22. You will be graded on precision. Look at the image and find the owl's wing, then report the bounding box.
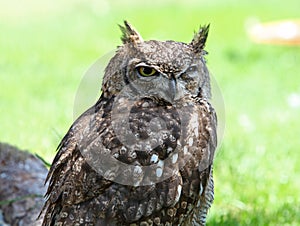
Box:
[41,103,115,225]
[187,98,217,226]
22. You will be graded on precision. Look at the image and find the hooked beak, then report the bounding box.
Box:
[168,77,176,102]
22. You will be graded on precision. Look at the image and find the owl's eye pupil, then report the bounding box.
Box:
[137,66,157,77]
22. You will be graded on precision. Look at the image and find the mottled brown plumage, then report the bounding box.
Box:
[41,21,217,226]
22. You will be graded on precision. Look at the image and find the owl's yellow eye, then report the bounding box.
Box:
[137,66,157,77]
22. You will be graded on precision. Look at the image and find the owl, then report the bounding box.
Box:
[41,21,217,226]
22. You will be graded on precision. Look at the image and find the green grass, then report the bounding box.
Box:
[1,0,300,225]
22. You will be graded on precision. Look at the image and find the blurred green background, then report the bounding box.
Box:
[1,0,300,225]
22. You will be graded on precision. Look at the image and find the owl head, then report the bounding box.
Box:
[102,21,211,103]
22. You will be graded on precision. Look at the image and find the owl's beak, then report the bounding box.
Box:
[168,77,176,102]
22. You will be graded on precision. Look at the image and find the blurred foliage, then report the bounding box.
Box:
[1,0,300,225]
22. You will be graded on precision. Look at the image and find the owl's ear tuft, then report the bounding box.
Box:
[119,21,143,44]
[190,24,210,53]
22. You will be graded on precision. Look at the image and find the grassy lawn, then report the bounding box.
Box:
[1,0,300,225]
